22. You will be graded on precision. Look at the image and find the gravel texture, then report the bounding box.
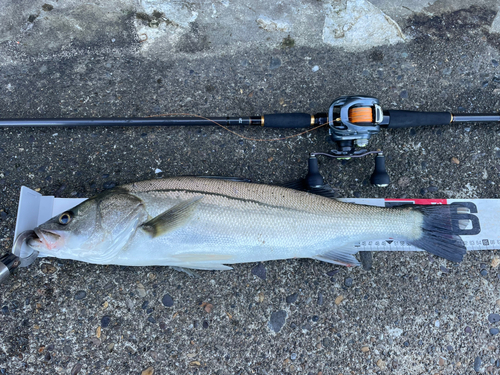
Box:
[1,1,500,375]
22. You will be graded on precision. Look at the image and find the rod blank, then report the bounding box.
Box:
[0,117,260,127]
[452,114,500,123]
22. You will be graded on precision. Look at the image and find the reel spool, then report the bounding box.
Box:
[348,107,374,124]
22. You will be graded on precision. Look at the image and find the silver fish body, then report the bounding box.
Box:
[27,177,466,269]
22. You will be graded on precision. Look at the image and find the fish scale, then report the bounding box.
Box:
[27,177,466,269]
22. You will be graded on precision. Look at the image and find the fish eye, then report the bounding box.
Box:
[58,212,73,225]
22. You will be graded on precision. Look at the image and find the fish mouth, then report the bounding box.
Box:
[30,228,62,250]
[26,233,43,250]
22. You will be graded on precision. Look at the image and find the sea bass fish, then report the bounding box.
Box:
[27,177,466,269]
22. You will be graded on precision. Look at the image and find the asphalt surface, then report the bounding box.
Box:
[1,2,500,375]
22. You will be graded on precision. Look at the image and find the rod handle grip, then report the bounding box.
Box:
[387,110,452,128]
[263,113,311,128]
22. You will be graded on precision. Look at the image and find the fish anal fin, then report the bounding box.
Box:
[313,248,361,267]
[170,253,235,271]
[172,262,233,271]
[141,196,203,238]
[171,266,200,278]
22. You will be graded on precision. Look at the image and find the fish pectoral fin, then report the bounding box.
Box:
[313,248,361,267]
[141,196,203,238]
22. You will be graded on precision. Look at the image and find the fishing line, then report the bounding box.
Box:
[147,113,329,142]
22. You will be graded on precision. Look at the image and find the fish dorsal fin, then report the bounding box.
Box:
[195,176,252,183]
[313,247,361,267]
[280,179,309,191]
[281,179,338,199]
[305,186,338,199]
[141,196,203,238]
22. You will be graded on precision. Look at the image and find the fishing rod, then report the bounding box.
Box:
[2,95,499,187]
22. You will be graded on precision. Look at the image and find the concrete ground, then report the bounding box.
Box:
[1,0,500,374]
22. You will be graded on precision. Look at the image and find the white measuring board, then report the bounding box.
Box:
[338,198,499,252]
[13,187,499,255]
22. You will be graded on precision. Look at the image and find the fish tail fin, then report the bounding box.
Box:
[409,205,466,262]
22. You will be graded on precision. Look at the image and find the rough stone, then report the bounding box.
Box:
[474,356,482,372]
[488,314,500,324]
[74,291,87,300]
[269,310,287,333]
[251,263,266,280]
[323,0,404,51]
[161,294,174,307]
[286,293,298,304]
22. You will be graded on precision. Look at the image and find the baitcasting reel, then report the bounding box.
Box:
[310,95,390,188]
[305,95,499,188]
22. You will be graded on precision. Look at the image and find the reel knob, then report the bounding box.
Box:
[370,153,390,187]
[305,155,325,188]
